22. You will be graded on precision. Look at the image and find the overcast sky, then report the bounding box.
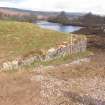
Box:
[0,0,104,15]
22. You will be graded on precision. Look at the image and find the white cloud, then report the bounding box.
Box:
[0,0,105,15]
[0,2,15,7]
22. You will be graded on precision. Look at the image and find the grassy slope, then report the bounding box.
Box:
[0,20,68,63]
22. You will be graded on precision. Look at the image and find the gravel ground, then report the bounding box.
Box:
[31,48,105,105]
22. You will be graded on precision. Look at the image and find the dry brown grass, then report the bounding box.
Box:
[0,70,41,105]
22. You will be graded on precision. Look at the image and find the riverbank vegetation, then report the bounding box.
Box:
[48,12,105,35]
[48,11,70,25]
[48,12,105,26]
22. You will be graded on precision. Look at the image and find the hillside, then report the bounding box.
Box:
[0,7,30,17]
[0,7,84,18]
[0,20,69,63]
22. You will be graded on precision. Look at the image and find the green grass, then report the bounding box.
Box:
[0,20,69,62]
[0,20,87,65]
[31,51,91,67]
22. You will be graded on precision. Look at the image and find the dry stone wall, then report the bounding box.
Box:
[0,35,87,70]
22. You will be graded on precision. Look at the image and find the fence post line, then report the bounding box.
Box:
[71,34,73,54]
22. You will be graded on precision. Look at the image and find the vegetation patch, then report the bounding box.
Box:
[31,50,91,67]
[0,20,88,71]
[0,20,68,63]
[0,20,86,63]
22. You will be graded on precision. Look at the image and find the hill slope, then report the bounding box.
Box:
[0,20,68,63]
[0,7,84,18]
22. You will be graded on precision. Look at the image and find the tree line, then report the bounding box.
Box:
[48,11,105,27]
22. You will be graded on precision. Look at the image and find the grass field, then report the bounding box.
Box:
[0,20,87,64]
[0,20,69,63]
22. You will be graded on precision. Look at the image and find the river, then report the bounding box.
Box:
[36,21,82,33]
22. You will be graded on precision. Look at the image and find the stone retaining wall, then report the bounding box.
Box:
[0,35,87,70]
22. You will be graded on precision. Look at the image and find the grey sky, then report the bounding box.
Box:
[0,0,104,15]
